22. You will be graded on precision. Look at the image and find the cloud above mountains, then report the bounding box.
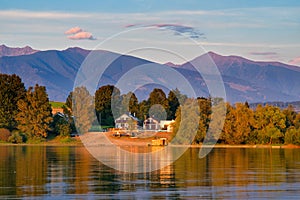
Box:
[64,27,96,40]
[125,23,204,39]
[64,26,83,35]
[289,57,300,66]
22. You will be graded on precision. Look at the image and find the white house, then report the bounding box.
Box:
[115,113,139,130]
[143,117,160,130]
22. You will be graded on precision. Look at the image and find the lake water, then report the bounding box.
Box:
[0,145,300,199]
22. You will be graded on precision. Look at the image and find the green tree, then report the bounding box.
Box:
[138,100,150,121]
[120,92,139,116]
[149,88,168,107]
[285,126,300,145]
[294,113,300,129]
[95,85,121,126]
[205,98,226,143]
[167,89,180,120]
[0,74,26,130]
[172,98,200,144]
[16,84,53,139]
[254,104,286,144]
[8,131,25,144]
[72,86,95,134]
[62,91,76,133]
[148,88,169,120]
[282,105,297,129]
[52,114,72,137]
[194,97,212,143]
[64,91,73,111]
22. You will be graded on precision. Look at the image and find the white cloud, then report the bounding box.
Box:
[67,31,96,40]
[64,26,96,40]
[65,27,83,35]
[0,9,86,19]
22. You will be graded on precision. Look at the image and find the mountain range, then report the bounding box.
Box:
[0,45,299,103]
[0,44,39,57]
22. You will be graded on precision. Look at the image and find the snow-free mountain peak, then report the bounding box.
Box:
[0,44,39,57]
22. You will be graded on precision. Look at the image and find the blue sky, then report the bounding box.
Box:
[1,0,300,65]
[2,0,300,12]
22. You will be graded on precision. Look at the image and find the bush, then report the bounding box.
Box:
[0,128,11,142]
[52,115,72,137]
[8,131,26,143]
[60,137,73,143]
[285,127,300,145]
[57,123,72,137]
[26,136,45,144]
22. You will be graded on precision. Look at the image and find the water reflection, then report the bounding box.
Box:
[0,146,299,198]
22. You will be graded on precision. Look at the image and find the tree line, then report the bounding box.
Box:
[0,73,299,145]
[172,98,300,145]
[0,74,186,142]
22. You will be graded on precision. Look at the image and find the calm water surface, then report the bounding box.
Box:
[0,146,299,199]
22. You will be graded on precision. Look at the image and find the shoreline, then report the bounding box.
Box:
[0,142,83,147]
[1,141,299,149]
[1,132,299,148]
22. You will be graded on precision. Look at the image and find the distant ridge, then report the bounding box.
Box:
[0,44,39,57]
[0,46,299,103]
[164,62,181,67]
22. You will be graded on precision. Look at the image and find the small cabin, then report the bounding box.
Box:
[151,138,168,146]
[160,120,175,132]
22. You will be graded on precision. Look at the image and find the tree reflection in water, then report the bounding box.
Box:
[0,146,299,199]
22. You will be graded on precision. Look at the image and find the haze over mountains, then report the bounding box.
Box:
[0,45,299,103]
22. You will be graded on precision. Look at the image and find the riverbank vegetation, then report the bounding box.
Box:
[0,73,299,145]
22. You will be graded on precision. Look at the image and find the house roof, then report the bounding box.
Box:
[144,117,160,123]
[115,113,140,122]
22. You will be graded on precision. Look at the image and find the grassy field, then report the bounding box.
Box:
[50,101,65,108]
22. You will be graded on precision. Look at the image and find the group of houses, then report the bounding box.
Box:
[115,113,174,132]
[52,107,174,132]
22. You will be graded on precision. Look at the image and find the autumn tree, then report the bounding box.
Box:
[0,74,26,130]
[16,84,53,139]
[220,103,236,144]
[222,103,257,145]
[233,103,254,144]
